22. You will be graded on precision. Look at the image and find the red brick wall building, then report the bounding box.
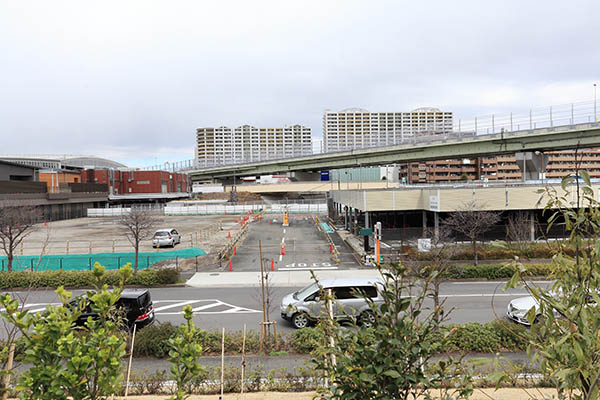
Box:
[81,169,189,195]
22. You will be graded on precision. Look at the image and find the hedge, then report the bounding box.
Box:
[442,263,553,280]
[0,268,179,289]
[129,319,531,359]
[413,242,576,261]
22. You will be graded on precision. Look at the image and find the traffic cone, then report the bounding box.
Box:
[233,246,236,256]
[229,260,233,271]
[270,219,272,225]
[43,220,47,227]
[330,244,333,253]
[228,231,231,238]
[271,259,275,271]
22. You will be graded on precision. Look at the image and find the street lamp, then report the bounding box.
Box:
[594,83,597,122]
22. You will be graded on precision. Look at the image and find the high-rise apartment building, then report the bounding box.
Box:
[323,107,453,152]
[196,124,312,167]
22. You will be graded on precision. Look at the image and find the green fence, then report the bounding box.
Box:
[0,248,207,272]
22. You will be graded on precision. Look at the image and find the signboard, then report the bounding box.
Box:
[418,238,432,252]
[429,196,439,212]
[359,228,372,236]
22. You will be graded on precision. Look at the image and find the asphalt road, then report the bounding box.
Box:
[229,216,360,272]
[2,280,547,335]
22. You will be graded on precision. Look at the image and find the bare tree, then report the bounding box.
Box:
[0,205,42,272]
[119,208,158,274]
[506,211,534,259]
[405,227,457,322]
[442,200,501,265]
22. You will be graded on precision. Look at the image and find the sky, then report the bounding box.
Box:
[1,1,598,168]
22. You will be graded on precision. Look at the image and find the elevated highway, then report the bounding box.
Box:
[189,122,600,181]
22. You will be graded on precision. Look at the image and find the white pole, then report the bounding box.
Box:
[594,83,597,122]
[220,327,225,399]
[124,323,137,398]
[241,324,246,396]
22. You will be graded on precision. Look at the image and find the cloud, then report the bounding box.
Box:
[0,0,598,166]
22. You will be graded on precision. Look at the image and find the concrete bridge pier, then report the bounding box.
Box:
[515,152,548,181]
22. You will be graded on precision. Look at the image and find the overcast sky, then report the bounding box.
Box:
[1,1,598,167]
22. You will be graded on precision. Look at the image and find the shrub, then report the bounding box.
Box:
[134,322,179,358]
[290,327,320,353]
[445,322,501,353]
[0,268,179,289]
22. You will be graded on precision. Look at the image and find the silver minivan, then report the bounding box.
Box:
[280,277,384,329]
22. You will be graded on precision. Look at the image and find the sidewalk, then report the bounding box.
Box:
[186,269,381,288]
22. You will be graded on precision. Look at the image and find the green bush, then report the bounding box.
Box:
[444,322,501,353]
[488,319,530,351]
[0,268,179,289]
[442,263,552,280]
[290,327,320,353]
[134,322,179,358]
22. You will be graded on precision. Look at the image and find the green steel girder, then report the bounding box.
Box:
[189,124,600,180]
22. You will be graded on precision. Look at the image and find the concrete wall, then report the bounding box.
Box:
[330,183,600,212]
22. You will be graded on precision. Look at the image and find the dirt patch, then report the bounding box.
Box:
[40,388,560,400]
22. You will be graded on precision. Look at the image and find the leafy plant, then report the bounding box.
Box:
[0,262,132,400]
[501,171,600,399]
[311,264,474,400]
[167,305,205,400]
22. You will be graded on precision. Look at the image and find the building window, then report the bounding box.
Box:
[136,180,151,185]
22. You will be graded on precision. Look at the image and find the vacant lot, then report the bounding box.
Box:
[21,215,244,259]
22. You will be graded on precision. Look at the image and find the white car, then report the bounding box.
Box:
[507,296,539,326]
[280,278,385,329]
[152,228,181,248]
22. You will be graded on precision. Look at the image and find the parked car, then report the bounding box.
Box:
[70,289,155,330]
[152,228,181,248]
[280,278,384,329]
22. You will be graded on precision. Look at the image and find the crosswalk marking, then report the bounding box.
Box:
[191,302,222,312]
[153,300,200,312]
[2,300,261,315]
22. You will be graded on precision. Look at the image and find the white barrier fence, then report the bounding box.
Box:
[87,208,132,217]
[87,203,327,217]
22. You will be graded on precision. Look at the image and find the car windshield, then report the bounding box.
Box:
[154,231,169,237]
[293,283,318,301]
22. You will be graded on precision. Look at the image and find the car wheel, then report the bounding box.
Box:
[292,312,310,329]
[359,311,376,327]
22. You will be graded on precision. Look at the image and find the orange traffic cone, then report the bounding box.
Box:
[271,259,275,271]
[233,246,236,256]
[43,220,47,227]
[228,231,231,238]
[270,219,273,225]
[330,244,333,253]
[229,260,233,271]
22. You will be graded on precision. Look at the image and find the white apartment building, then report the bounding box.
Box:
[196,124,312,167]
[322,107,453,152]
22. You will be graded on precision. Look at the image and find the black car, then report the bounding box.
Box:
[71,289,155,330]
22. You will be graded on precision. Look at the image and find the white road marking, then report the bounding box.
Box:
[451,281,550,285]
[283,229,286,234]
[153,300,200,312]
[279,254,282,262]
[191,302,222,312]
[28,307,51,313]
[281,237,285,244]
[440,293,529,298]
[278,267,339,271]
